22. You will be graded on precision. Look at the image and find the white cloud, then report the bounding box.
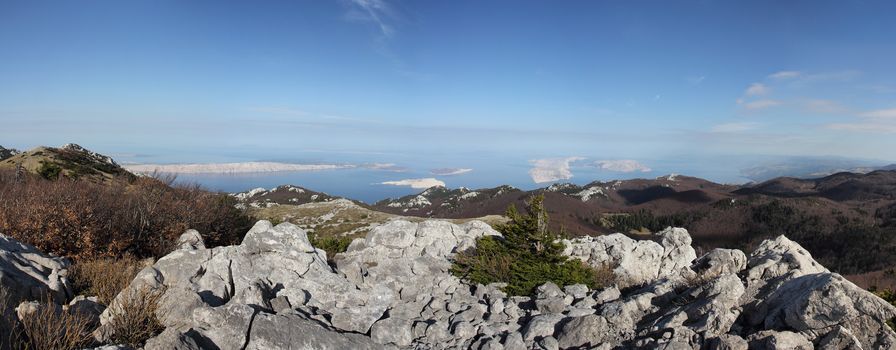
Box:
[741,99,782,110]
[124,162,351,174]
[745,83,770,96]
[803,99,847,114]
[686,75,706,85]
[824,107,896,133]
[362,163,407,172]
[860,108,896,119]
[380,178,445,189]
[595,160,652,173]
[826,122,896,133]
[247,107,310,117]
[346,0,395,37]
[430,168,473,176]
[710,122,759,133]
[768,71,801,80]
[528,157,585,183]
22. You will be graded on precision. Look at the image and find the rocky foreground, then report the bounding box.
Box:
[3,220,896,349]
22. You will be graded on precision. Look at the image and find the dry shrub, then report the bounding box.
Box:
[69,256,145,305]
[1,286,16,350]
[104,286,166,347]
[0,170,252,259]
[591,263,616,289]
[9,299,94,350]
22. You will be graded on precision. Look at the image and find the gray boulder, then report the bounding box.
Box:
[563,227,696,288]
[747,330,813,350]
[0,233,72,304]
[175,229,205,250]
[556,314,610,348]
[741,236,896,348]
[97,222,896,350]
[691,248,747,280]
[143,328,202,350]
[246,311,390,350]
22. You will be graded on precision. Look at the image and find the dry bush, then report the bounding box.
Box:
[69,256,145,305]
[9,299,94,350]
[1,286,16,350]
[591,263,616,289]
[0,170,252,259]
[104,286,166,347]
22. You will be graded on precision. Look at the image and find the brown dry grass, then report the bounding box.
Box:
[104,286,166,347]
[69,256,145,305]
[5,297,94,350]
[0,170,252,259]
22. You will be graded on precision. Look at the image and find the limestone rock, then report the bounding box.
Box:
[563,227,696,288]
[176,229,205,250]
[747,330,813,350]
[691,248,747,280]
[0,233,72,304]
[556,314,609,348]
[742,235,896,348]
[90,222,896,350]
[246,311,390,350]
[143,328,202,350]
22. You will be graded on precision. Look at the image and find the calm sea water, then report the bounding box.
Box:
[162,154,767,204]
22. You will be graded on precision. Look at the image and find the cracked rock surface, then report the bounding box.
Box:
[98,221,896,349]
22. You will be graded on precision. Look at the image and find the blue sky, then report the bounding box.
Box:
[2,0,896,193]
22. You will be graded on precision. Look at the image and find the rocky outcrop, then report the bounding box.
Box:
[562,227,697,288]
[99,221,896,349]
[0,233,71,304]
[0,233,74,349]
[0,146,18,161]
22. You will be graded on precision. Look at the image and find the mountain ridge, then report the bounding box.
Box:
[0,143,134,182]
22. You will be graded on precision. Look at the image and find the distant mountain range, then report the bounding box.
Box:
[6,143,896,288]
[232,169,896,288]
[739,157,896,181]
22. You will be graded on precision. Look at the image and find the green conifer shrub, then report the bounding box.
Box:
[451,195,612,296]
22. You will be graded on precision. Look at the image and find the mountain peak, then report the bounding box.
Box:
[59,143,118,166]
[0,143,131,181]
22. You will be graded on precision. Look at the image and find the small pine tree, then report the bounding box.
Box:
[452,195,609,295]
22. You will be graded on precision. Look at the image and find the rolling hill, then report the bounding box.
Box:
[0,143,134,182]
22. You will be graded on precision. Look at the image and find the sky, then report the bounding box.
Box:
[2,0,896,198]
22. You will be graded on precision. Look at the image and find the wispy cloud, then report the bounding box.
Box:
[745,83,770,96]
[736,82,780,111]
[802,99,848,114]
[594,160,651,173]
[124,162,351,174]
[248,106,383,124]
[737,70,863,112]
[825,107,896,133]
[860,108,896,119]
[528,157,585,183]
[247,107,309,117]
[741,99,782,110]
[380,178,445,189]
[768,71,801,80]
[686,75,706,85]
[430,168,473,176]
[826,122,896,133]
[798,70,862,84]
[345,0,394,38]
[710,122,760,133]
